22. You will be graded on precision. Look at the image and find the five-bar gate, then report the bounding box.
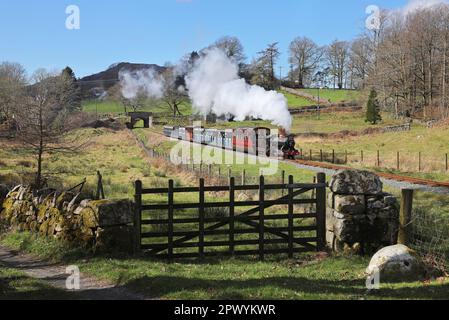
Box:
[134,173,326,259]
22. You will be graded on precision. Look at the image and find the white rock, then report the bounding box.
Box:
[366,244,426,282]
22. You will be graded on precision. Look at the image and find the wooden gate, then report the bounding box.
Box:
[134,173,326,259]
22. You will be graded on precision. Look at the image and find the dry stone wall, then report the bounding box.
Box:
[0,185,134,253]
[326,170,400,254]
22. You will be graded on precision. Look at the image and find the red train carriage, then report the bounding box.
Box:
[232,127,271,156]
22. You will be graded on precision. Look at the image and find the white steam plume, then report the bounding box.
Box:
[185,48,292,131]
[119,69,164,99]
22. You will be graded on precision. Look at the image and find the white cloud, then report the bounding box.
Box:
[400,0,448,15]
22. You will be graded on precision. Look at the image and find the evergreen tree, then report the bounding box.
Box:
[61,66,81,112]
[365,89,382,125]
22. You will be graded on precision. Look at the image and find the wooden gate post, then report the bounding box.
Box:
[199,179,205,258]
[168,180,174,260]
[288,175,294,258]
[134,180,142,254]
[229,177,235,255]
[398,189,414,245]
[259,176,265,261]
[316,173,326,251]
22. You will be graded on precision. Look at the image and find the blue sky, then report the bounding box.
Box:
[0,0,411,78]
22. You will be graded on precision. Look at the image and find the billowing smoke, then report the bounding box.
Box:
[185,48,292,131]
[119,69,164,99]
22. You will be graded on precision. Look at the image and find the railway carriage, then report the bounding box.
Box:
[193,127,205,144]
[163,125,273,157]
[223,129,234,150]
[163,126,175,138]
[185,126,194,142]
[233,127,271,156]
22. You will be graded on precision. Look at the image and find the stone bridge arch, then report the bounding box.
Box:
[127,112,153,129]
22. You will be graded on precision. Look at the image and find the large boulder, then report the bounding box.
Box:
[366,244,426,282]
[330,170,383,195]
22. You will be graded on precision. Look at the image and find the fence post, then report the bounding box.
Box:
[229,177,235,255]
[96,171,105,200]
[259,175,265,261]
[418,152,422,172]
[446,153,449,172]
[361,150,364,163]
[320,149,323,162]
[316,173,326,251]
[309,149,312,161]
[377,150,380,167]
[228,167,232,179]
[281,170,286,196]
[332,150,335,164]
[199,179,205,258]
[168,180,174,260]
[218,166,221,179]
[397,151,400,171]
[288,175,294,259]
[345,150,348,164]
[134,180,142,254]
[242,169,246,186]
[398,189,414,245]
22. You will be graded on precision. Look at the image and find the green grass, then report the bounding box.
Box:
[299,88,361,103]
[81,91,314,116]
[0,266,74,300]
[280,91,316,108]
[2,125,449,299]
[298,123,449,182]
[82,100,194,116]
[1,231,448,300]
[0,128,188,199]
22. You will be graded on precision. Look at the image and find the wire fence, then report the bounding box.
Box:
[300,148,449,174]
[409,195,449,274]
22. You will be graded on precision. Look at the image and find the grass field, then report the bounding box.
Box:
[82,100,194,116]
[1,231,448,300]
[82,90,316,117]
[299,88,362,103]
[297,121,449,182]
[280,90,316,108]
[1,126,449,299]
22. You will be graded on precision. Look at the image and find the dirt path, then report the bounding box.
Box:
[0,246,145,300]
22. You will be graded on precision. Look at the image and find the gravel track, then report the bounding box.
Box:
[0,246,146,300]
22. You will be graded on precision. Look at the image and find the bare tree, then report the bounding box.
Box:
[211,36,246,65]
[349,35,374,89]
[0,62,27,122]
[367,4,449,119]
[251,43,280,90]
[288,37,322,88]
[16,69,83,188]
[326,40,350,89]
[161,68,187,118]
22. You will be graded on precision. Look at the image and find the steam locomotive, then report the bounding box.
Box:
[163,126,299,159]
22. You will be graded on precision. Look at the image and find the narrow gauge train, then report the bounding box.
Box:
[163,126,274,157]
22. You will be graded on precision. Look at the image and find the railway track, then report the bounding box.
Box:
[291,159,449,189]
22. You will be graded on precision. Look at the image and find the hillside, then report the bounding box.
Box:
[78,62,167,98]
